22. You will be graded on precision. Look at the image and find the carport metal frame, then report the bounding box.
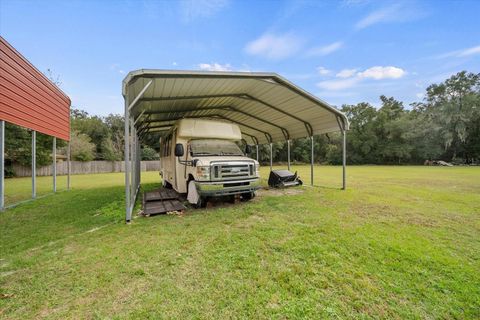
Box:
[0,36,71,211]
[123,70,349,223]
[0,121,71,211]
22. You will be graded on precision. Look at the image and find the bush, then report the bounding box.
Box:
[101,137,122,161]
[141,146,159,160]
[70,131,95,161]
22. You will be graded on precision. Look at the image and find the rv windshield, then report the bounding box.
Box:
[190,139,244,156]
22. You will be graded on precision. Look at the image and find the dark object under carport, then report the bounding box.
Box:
[268,170,303,188]
[142,188,185,216]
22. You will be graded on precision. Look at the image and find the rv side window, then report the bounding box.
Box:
[161,138,165,157]
[162,134,172,157]
[166,135,171,157]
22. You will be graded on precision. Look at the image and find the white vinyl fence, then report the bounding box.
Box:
[12,160,160,177]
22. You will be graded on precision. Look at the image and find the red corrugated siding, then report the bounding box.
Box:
[0,36,70,141]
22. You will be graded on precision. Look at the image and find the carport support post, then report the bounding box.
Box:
[287,140,291,171]
[0,120,4,210]
[310,136,314,186]
[32,131,36,198]
[342,128,346,190]
[52,137,56,192]
[130,119,135,206]
[256,144,259,162]
[125,100,131,223]
[269,143,273,171]
[67,140,71,190]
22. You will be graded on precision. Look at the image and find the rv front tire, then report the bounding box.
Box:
[162,179,172,189]
[242,192,255,201]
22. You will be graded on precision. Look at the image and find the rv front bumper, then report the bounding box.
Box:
[195,178,260,196]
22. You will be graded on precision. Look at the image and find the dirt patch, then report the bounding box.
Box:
[255,187,305,198]
[0,270,17,278]
[144,187,306,215]
[405,216,438,227]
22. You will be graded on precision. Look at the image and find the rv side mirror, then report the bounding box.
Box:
[245,145,252,154]
[174,143,184,157]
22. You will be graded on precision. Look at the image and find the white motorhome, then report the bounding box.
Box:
[160,118,260,207]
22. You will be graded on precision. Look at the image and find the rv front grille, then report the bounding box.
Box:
[211,161,255,181]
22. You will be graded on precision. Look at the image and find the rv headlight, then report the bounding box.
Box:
[255,164,260,177]
[196,166,210,181]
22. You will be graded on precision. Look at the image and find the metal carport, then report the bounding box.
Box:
[122,70,349,222]
[0,36,71,210]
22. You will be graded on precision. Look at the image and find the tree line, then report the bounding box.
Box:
[258,71,480,165]
[4,71,479,176]
[4,110,159,177]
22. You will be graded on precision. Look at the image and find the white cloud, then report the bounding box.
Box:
[336,68,357,78]
[197,63,232,71]
[245,33,304,60]
[317,78,360,91]
[355,3,424,29]
[355,5,399,29]
[341,0,371,7]
[436,45,480,59]
[458,45,480,57]
[172,62,178,66]
[317,67,331,75]
[317,65,406,91]
[416,92,424,99]
[180,0,229,22]
[306,41,343,57]
[357,66,405,79]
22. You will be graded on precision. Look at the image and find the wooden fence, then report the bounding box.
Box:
[12,160,161,177]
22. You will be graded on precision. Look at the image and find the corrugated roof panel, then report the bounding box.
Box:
[123,70,348,143]
[1,58,69,117]
[0,36,70,140]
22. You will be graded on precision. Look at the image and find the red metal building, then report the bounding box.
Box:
[0,36,71,210]
[0,36,70,141]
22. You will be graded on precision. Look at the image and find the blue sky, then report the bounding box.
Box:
[1,0,479,116]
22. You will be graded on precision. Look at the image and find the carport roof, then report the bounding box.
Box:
[122,69,348,144]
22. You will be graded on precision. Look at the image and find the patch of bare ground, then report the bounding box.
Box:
[234,213,267,229]
[347,202,442,228]
[255,187,305,198]
[348,203,396,218]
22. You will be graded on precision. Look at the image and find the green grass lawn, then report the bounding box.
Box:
[1,166,479,319]
[3,174,69,207]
